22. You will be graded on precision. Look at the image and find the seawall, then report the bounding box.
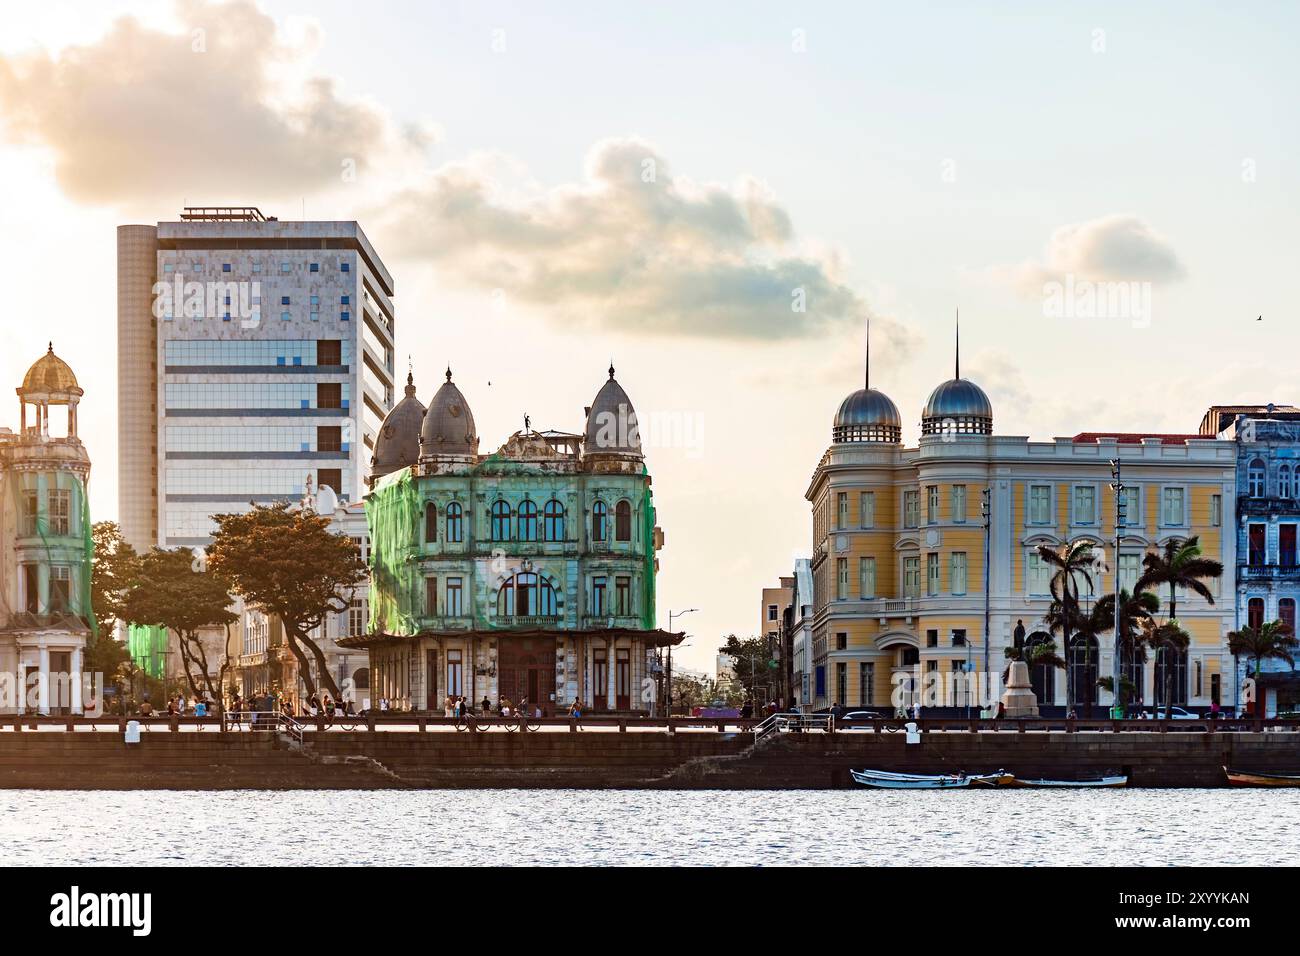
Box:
[0,730,1297,789]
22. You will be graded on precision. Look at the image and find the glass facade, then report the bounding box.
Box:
[164,382,351,410]
[164,339,351,368]
[166,425,350,453]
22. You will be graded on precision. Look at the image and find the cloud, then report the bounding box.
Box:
[376,137,889,340]
[988,214,1186,297]
[0,0,425,207]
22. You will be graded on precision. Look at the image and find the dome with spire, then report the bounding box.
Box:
[833,321,901,444]
[419,367,478,458]
[371,371,427,479]
[583,364,642,458]
[21,343,82,397]
[921,313,993,436]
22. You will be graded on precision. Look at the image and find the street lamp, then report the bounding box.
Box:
[665,609,699,717]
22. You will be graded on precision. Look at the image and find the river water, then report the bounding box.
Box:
[2,789,1291,866]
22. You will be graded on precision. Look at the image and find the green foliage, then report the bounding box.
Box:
[717,634,777,702]
[90,521,140,636]
[1228,620,1299,677]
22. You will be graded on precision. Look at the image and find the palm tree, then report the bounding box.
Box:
[1228,621,1299,700]
[1140,619,1191,721]
[1093,587,1160,712]
[1136,536,1224,624]
[1096,674,1138,708]
[1037,541,1099,716]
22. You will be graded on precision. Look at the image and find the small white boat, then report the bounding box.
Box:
[1008,775,1128,789]
[852,769,971,789]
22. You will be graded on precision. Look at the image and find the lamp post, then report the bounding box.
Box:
[1110,459,1126,718]
[666,609,698,717]
[981,487,992,713]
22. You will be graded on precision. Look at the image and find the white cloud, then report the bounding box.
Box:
[375,137,896,341]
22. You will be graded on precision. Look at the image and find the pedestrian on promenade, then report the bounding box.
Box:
[741,698,753,720]
[481,695,491,714]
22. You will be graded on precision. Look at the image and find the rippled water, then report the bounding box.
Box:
[1,789,1293,866]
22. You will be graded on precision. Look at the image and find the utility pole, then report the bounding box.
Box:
[1110,459,1126,718]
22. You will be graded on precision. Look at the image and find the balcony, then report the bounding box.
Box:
[1239,497,1300,518]
[1241,564,1300,582]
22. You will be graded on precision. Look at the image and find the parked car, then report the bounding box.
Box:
[838,710,888,728]
[1145,706,1199,720]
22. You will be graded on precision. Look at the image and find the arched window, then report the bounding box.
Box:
[446,502,463,542]
[1068,634,1099,712]
[496,573,558,617]
[543,499,565,541]
[518,500,538,542]
[424,502,437,544]
[592,501,608,542]
[352,667,370,690]
[491,501,511,541]
[1249,459,1266,497]
[1281,465,1292,500]
[1281,598,1296,632]
[1248,597,1265,630]
[1026,631,1055,707]
[615,499,632,542]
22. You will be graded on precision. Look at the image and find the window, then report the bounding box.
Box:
[424,576,438,615]
[310,262,320,273]
[952,485,967,523]
[767,604,778,621]
[317,382,342,409]
[615,500,632,541]
[49,565,71,612]
[860,491,875,528]
[859,557,876,599]
[903,491,919,528]
[317,469,342,493]
[927,628,939,648]
[592,576,607,616]
[424,502,437,543]
[497,572,556,617]
[280,261,291,273]
[252,261,262,274]
[1161,487,1185,526]
[22,564,39,614]
[1210,494,1222,527]
[952,629,967,647]
[348,598,366,636]
[950,552,968,595]
[1073,485,1096,525]
[1028,485,1051,524]
[517,500,538,541]
[317,340,342,366]
[1248,598,1264,630]
[48,489,71,535]
[21,491,38,536]
[543,499,565,541]
[615,576,632,615]
[446,502,463,542]
[1282,525,1297,567]
[281,296,290,305]
[222,263,231,273]
[836,663,847,706]
[1248,460,1266,497]
[341,295,350,305]
[1119,553,1140,592]
[341,262,350,272]
[926,486,939,524]
[491,501,511,541]
[837,492,849,529]
[836,558,849,600]
[903,557,921,598]
[1281,598,1297,633]
[927,553,940,595]
[1028,549,1052,594]
[1249,524,1266,566]
[592,501,608,542]
[316,426,343,452]
[859,662,874,707]
[446,650,463,697]
[446,578,463,617]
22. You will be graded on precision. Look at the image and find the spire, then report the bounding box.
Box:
[954,308,961,380]
[864,319,871,391]
[608,360,616,380]
[445,366,453,382]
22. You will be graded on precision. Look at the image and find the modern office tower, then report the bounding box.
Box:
[116,207,396,549]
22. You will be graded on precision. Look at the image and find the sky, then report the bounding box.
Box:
[0,0,1295,675]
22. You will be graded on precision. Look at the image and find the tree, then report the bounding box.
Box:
[207,502,365,701]
[1136,536,1224,625]
[1093,587,1160,706]
[1037,541,1099,716]
[90,521,140,637]
[670,673,718,712]
[1096,675,1139,708]
[123,549,235,704]
[717,634,778,704]
[1140,619,1191,720]
[1228,621,1299,681]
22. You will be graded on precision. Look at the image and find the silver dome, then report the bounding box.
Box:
[833,388,902,443]
[371,373,426,478]
[583,365,642,458]
[921,378,993,435]
[419,368,478,458]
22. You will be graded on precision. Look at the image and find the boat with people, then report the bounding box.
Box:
[1224,767,1300,787]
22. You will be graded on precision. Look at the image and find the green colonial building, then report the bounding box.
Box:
[343,365,675,714]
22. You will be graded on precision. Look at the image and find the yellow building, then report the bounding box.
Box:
[806,333,1235,715]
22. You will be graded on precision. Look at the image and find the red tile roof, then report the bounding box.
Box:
[1071,432,1205,446]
